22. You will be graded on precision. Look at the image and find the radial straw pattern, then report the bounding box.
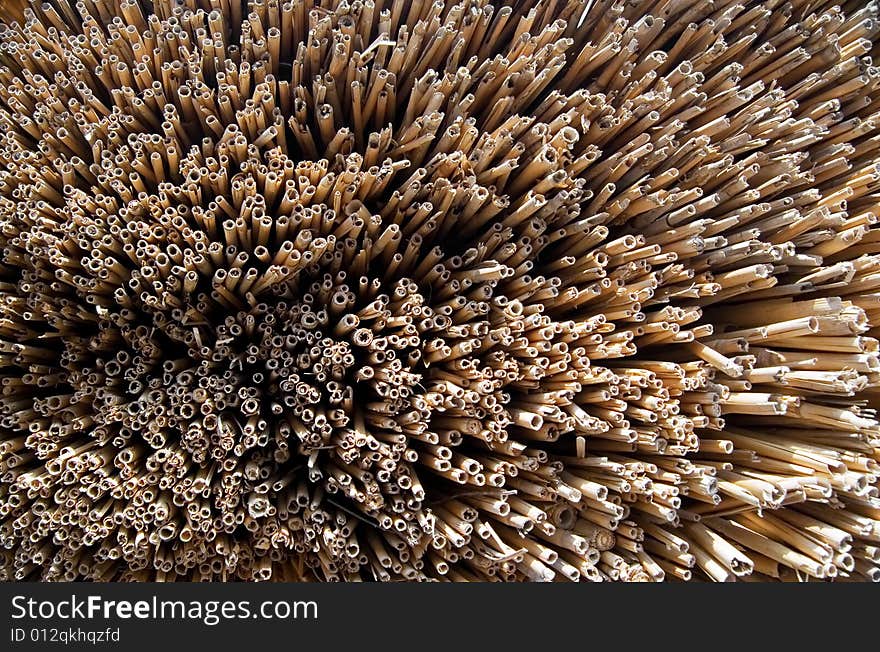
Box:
[0,0,879,581]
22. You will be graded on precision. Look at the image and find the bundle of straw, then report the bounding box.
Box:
[0,0,878,582]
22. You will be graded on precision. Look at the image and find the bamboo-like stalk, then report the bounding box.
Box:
[0,0,878,582]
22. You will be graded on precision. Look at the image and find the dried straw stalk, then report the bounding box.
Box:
[0,1,25,23]
[0,0,879,582]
